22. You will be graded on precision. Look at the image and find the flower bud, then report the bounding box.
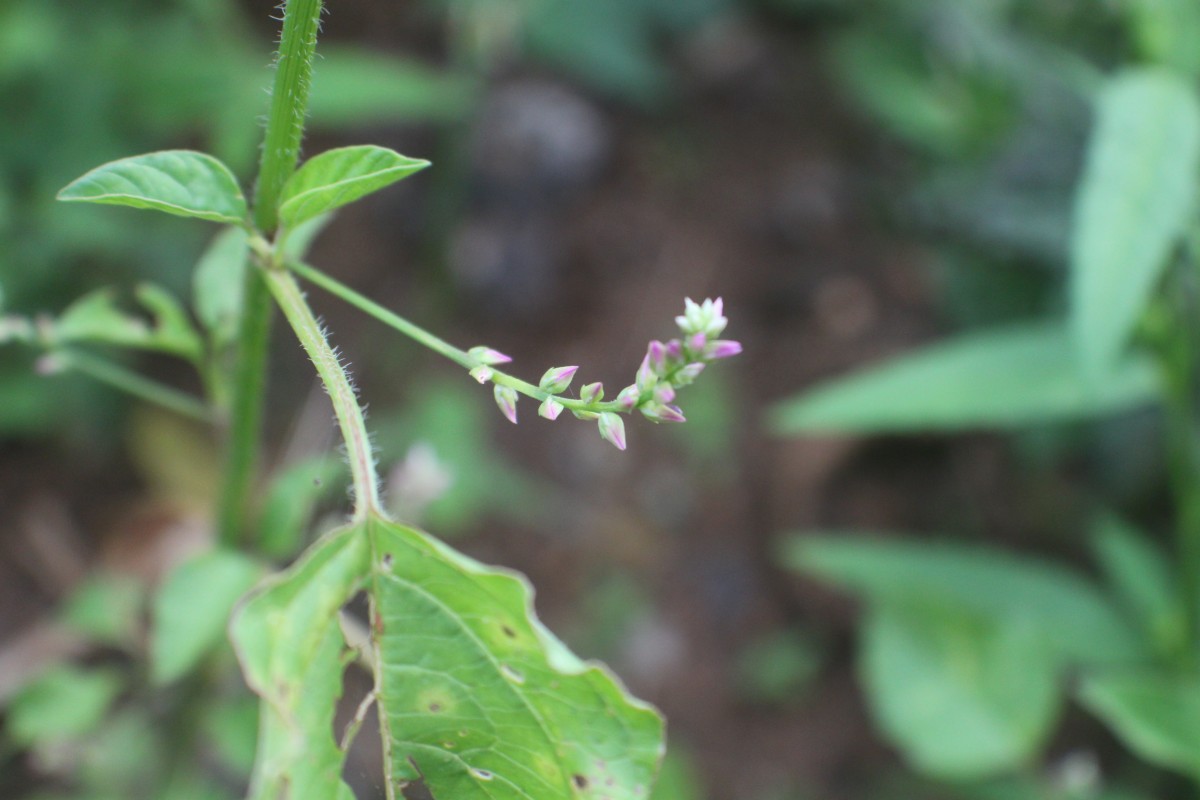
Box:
[598,412,627,451]
[665,339,684,361]
[640,403,686,424]
[571,409,600,421]
[688,332,707,355]
[538,398,564,420]
[469,365,494,384]
[654,384,676,405]
[538,365,579,394]
[636,355,658,393]
[705,339,742,360]
[647,340,667,374]
[616,384,640,410]
[468,346,512,365]
[580,382,604,404]
[674,362,705,386]
[493,385,519,424]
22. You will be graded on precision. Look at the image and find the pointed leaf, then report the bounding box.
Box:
[366,515,664,799]
[278,145,430,229]
[152,550,262,684]
[782,535,1145,666]
[230,527,370,800]
[57,150,248,224]
[54,285,204,363]
[1079,672,1200,780]
[863,606,1061,779]
[769,323,1159,435]
[1071,69,1200,374]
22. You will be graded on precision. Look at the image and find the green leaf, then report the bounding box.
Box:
[278,145,430,229]
[768,323,1160,435]
[54,285,204,363]
[1079,672,1200,780]
[192,226,249,347]
[1070,69,1200,374]
[7,665,123,746]
[60,572,144,646]
[782,535,1145,666]
[862,606,1060,779]
[231,526,369,800]
[1090,515,1185,656]
[57,150,248,224]
[151,550,262,684]
[1127,0,1200,77]
[257,455,346,558]
[365,515,665,798]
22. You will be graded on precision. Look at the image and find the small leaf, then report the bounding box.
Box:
[57,150,248,224]
[367,515,665,799]
[257,456,346,558]
[54,285,204,363]
[192,226,249,346]
[769,323,1159,435]
[1090,515,1184,656]
[278,145,429,229]
[151,550,261,684]
[1079,671,1200,780]
[7,665,123,746]
[1071,68,1200,374]
[61,572,144,646]
[863,606,1061,779]
[782,534,1145,666]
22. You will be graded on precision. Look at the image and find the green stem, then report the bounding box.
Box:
[286,260,630,414]
[217,0,325,547]
[263,267,380,519]
[60,350,212,423]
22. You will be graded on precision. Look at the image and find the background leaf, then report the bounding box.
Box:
[1079,672,1200,780]
[151,549,262,684]
[57,150,248,224]
[366,515,665,799]
[1070,68,1200,374]
[192,226,249,347]
[782,534,1145,666]
[862,606,1060,779]
[769,323,1159,435]
[278,145,430,229]
[308,48,476,125]
[7,665,123,746]
[53,284,204,363]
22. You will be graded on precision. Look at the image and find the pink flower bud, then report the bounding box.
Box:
[538,398,564,420]
[640,403,686,424]
[538,365,579,393]
[688,332,707,354]
[580,382,604,404]
[598,412,627,451]
[654,384,676,405]
[468,346,512,365]
[469,365,494,384]
[493,385,518,424]
[636,355,657,393]
[666,339,684,361]
[674,362,705,386]
[616,384,640,410]
[647,340,667,373]
[705,339,742,360]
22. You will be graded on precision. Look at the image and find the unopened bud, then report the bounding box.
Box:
[674,362,705,386]
[640,403,686,424]
[636,355,658,393]
[468,346,512,365]
[688,332,707,355]
[538,398,564,420]
[706,339,742,360]
[493,385,519,424]
[538,365,579,394]
[654,384,676,405]
[469,365,494,384]
[571,409,600,421]
[580,382,604,404]
[598,412,627,451]
[616,384,640,410]
[647,340,667,373]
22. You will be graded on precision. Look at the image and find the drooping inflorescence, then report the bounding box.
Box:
[470,297,741,450]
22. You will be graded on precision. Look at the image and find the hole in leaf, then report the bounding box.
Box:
[470,768,494,781]
[502,624,517,639]
[573,774,589,790]
[428,702,442,713]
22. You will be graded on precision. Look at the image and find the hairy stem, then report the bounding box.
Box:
[218,0,325,547]
[60,349,212,423]
[264,268,380,519]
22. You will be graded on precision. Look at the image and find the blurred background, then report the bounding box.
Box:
[0,0,1191,798]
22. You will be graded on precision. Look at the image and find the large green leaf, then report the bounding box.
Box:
[57,150,248,224]
[769,323,1159,434]
[862,606,1060,779]
[782,535,1145,666]
[232,515,664,799]
[1070,69,1200,374]
[277,145,429,229]
[230,526,369,800]
[152,549,261,684]
[366,515,665,799]
[1079,672,1200,780]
